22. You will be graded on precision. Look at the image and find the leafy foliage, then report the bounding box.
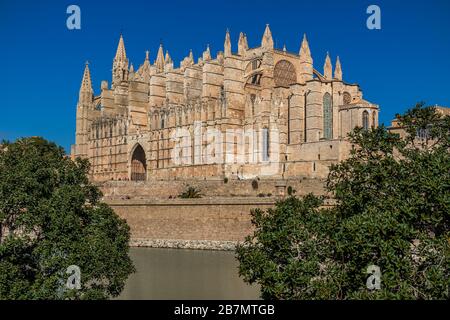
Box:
[178,186,202,199]
[0,137,135,299]
[236,195,342,299]
[287,186,296,196]
[236,103,449,299]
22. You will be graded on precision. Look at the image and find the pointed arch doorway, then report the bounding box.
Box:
[130,144,147,181]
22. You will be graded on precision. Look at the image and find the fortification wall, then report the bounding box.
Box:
[100,178,328,250]
[98,177,326,200]
[106,196,334,251]
[106,198,274,250]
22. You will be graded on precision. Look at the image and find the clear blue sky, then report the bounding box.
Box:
[1,0,449,153]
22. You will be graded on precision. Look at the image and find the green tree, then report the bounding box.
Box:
[236,195,343,299]
[0,137,135,299]
[236,103,449,299]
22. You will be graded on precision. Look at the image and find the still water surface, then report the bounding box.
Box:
[118,247,260,300]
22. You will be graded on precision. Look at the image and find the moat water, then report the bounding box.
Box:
[118,247,260,300]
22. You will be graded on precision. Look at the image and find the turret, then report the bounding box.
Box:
[165,51,172,64]
[334,56,342,80]
[165,50,173,71]
[203,45,211,61]
[180,50,194,69]
[135,50,151,82]
[224,29,231,57]
[75,62,93,158]
[112,34,129,87]
[299,34,313,82]
[238,32,248,55]
[129,63,135,80]
[155,44,165,72]
[79,61,93,104]
[261,24,274,50]
[323,52,332,80]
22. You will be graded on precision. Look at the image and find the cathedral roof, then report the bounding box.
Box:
[346,98,378,107]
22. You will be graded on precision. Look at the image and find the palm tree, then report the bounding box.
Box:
[178,186,202,199]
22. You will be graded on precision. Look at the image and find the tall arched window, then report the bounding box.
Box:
[262,128,270,161]
[220,86,227,116]
[252,59,261,70]
[323,93,333,140]
[250,94,256,117]
[246,59,262,86]
[287,95,291,144]
[362,110,369,130]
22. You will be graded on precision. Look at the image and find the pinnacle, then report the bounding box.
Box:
[115,34,127,61]
[80,62,92,92]
[261,24,274,48]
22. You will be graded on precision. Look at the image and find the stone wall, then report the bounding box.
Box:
[106,195,334,251]
[99,177,326,200]
[101,178,330,250]
[106,197,275,250]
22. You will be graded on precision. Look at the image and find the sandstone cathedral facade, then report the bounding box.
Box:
[71,25,379,182]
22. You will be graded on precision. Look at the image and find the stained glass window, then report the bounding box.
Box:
[323,93,333,140]
[262,128,270,161]
[363,110,369,130]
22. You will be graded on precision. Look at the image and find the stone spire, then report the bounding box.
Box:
[114,34,127,61]
[299,34,312,63]
[141,50,150,71]
[112,34,129,86]
[129,63,135,80]
[165,50,172,64]
[299,34,313,82]
[75,61,93,158]
[224,29,231,57]
[164,51,173,71]
[261,24,274,49]
[324,52,332,79]
[181,50,194,69]
[79,62,93,104]
[203,45,211,61]
[334,56,342,80]
[136,50,151,82]
[80,62,92,92]
[155,44,165,71]
[238,32,248,55]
